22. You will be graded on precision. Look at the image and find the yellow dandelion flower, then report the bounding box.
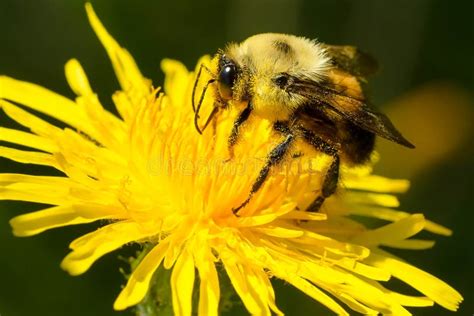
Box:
[0,4,463,316]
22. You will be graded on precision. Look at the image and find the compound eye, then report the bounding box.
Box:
[273,73,292,89]
[218,63,237,100]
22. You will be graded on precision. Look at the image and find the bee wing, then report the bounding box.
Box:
[322,44,378,77]
[293,44,413,148]
[327,93,415,148]
[295,77,414,148]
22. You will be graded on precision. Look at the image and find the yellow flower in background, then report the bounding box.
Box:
[0,4,462,316]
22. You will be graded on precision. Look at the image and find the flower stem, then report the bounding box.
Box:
[135,265,173,316]
[132,244,173,316]
[217,265,237,314]
[131,245,238,315]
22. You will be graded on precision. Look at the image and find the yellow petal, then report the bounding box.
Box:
[250,265,284,316]
[0,187,63,205]
[421,220,452,236]
[279,210,327,221]
[0,76,95,135]
[163,221,195,269]
[0,127,58,152]
[383,239,435,250]
[0,146,58,168]
[341,287,411,316]
[4,181,69,198]
[0,174,69,186]
[337,258,391,281]
[65,59,93,96]
[0,99,61,137]
[336,294,378,315]
[350,205,452,236]
[111,91,136,124]
[284,275,349,316]
[361,276,434,307]
[222,258,270,315]
[257,225,305,238]
[171,250,195,316]
[298,231,370,260]
[389,292,433,307]
[114,240,169,310]
[194,55,213,73]
[237,213,279,227]
[295,260,349,285]
[85,3,149,95]
[196,249,220,316]
[344,175,410,193]
[351,214,426,247]
[366,253,463,311]
[340,278,412,315]
[345,192,400,207]
[304,265,409,316]
[62,221,150,276]
[161,59,193,109]
[9,204,120,236]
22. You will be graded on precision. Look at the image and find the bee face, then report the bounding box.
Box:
[215,33,331,120]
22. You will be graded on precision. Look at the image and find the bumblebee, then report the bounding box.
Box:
[192,33,414,214]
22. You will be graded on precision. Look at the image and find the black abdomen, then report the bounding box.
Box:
[341,121,375,164]
[295,104,376,165]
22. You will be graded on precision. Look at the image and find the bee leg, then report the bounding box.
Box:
[232,131,294,215]
[212,106,219,136]
[306,155,340,212]
[298,128,339,212]
[227,104,252,160]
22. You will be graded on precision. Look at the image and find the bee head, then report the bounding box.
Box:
[217,34,332,121]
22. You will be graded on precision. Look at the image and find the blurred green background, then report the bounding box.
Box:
[0,0,472,315]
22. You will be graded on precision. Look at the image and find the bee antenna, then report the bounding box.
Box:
[191,64,204,113]
[194,112,203,134]
[194,78,216,135]
[192,63,214,113]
